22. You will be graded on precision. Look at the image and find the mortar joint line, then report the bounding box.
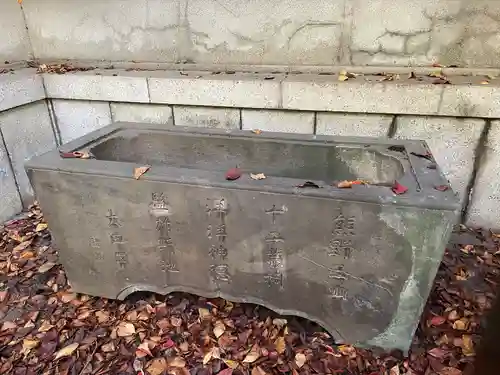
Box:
[461,119,492,224]
[0,126,23,208]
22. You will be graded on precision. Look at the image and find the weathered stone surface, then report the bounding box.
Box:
[111,103,173,125]
[316,113,392,137]
[241,110,314,134]
[149,73,282,109]
[174,106,239,129]
[0,102,56,204]
[394,116,485,204]
[0,69,45,112]
[282,76,444,115]
[22,0,345,65]
[26,123,459,351]
[52,99,112,144]
[467,122,500,229]
[43,72,149,103]
[439,86,500,118]
[0,132,21,223]
[0,1,32,61]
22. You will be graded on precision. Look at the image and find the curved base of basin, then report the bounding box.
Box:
[116,283,346,343]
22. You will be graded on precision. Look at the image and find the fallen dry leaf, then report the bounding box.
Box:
[213,322,226,338]
[198,307,211,320]
[218,369,234,375]
[147,358,168,375]
[251,129,262,135]
[296,181,320,189]
[136,341,153,357]
[203,347,219,365]
[391,181,408,195]
[35,223,48,232]
[338,69,355,81]
[337,180,367,188]
[134,165,151,180]
[429,315,446,326]
[439,367,463,375]
[170,316,182,327]
[223,359,239,369]
[38,262,56,273]
[435,185,450,192]
[250,173,266,180]
[243,346,260,363]
[480,80,490,85]
[252,367,267,375]
[225,168,242,181]
[116,322,136,337]
[38,321,54,332]
[452,318,468,331]
[54,342,79,360]
[461,335,475,356]
[21,338,40,354]
[295,352,307,368]
[275,336,286,354]
[169,356,186,367]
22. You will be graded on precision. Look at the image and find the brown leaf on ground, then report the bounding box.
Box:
[147,358,168,375]
[243,345,261,363]
[134,165,151,180]
[0,202,497,375]
[54,342,79,360]
[251,129,262,135]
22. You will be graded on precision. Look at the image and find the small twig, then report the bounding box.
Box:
[78,342,99,375]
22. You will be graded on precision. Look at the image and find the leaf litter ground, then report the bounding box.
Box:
[0,205,497,375]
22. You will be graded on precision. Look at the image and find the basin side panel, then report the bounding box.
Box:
[28,168,454,350]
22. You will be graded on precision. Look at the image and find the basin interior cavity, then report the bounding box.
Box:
[90,131,405,183]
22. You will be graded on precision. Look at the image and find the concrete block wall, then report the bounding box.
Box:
[2,66,500,231]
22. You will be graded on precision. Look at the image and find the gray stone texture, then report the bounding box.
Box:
[18,0,500,68]
[26,123,459,351]
[0,130,21,223]
[241,110,314,134]
[148,73,281,109]
[0,69,45,112]
[22,0,345,65]
[111,103,173,125]
[316,113,392,137]
[467,122,500,229]
[0,1,33,61]
[43,72,149,103]
[174,106,239,129]
[0,101,56,204]
[52,100,112,144]
[282,77,444,115]
[394,116,485,204]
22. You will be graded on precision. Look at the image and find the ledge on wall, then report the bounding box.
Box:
[33,64,500,119]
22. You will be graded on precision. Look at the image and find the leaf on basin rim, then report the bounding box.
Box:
[391,181,408,195]
[251,129,262,134]
[250,173,266,180]
[296,181,320,189]
[225,168,242,181]
[434,185,450,192]
[337,180,367,188]
[134,165,151,180]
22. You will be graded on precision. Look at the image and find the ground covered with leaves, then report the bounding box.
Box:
[0,205,498,375]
